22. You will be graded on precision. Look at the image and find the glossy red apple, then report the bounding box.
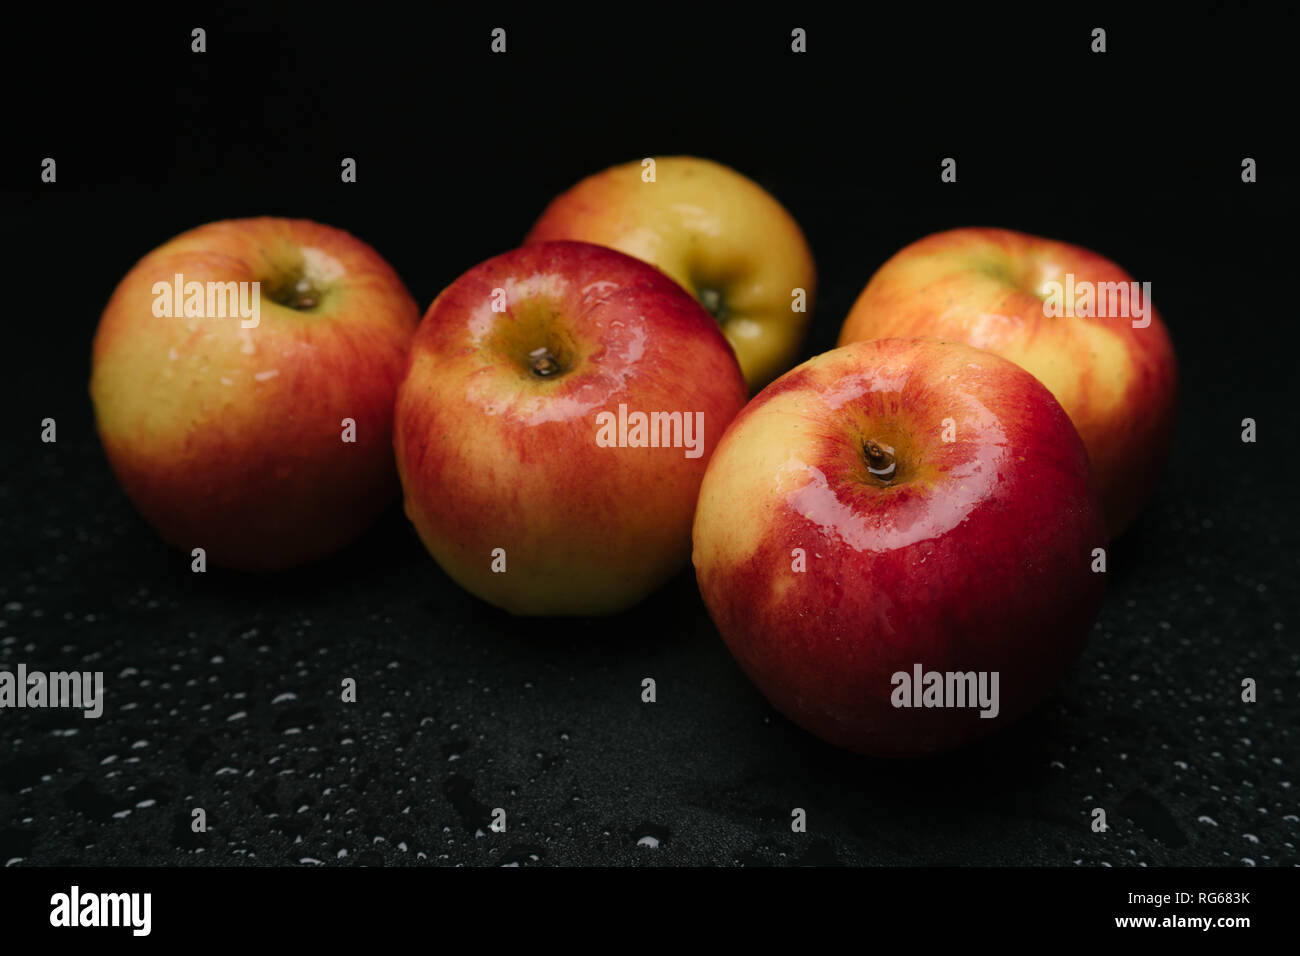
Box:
[395,240,748,616]
[90,217,419,571]
[692,338,1107,756]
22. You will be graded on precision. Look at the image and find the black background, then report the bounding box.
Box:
[1,7,1297,869]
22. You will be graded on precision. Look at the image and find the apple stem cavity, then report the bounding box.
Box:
[862,439,897,481]
[697,286,729,323]
[269,275,321,311]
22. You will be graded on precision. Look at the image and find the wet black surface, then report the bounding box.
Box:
[4,205,1297,866]
[2,10,1297,867]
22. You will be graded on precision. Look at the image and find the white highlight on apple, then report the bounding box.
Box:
[890,664,999,718]
[151,273,260,328]
[1040,274,1152,328]
[594,403,704,459]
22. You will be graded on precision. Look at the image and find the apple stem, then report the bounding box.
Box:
[529,347,561,377]
[698,286,727,321]
[291,278,318,309]
[863,439,897,481]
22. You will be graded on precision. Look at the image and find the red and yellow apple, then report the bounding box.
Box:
[692,338,1107,757]
[525,156,816,390]
[838,227,1177,538]
[394,240,748,616]
[90,217,419,571]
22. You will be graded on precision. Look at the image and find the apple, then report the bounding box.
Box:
[692,338,1107,757]
[394,240,748,616]
[837,227,1177,538]
[525,156,816,390]
[90,217,419,571]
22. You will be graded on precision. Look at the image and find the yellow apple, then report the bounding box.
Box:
[526,156,816,389]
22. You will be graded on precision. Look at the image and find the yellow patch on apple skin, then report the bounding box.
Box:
[696,347,895,571]
[1000,318,1133,434]
[696,420,812,572]
[767,567,799,606]
[599,226,673,281]
[966,310,1026,350]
